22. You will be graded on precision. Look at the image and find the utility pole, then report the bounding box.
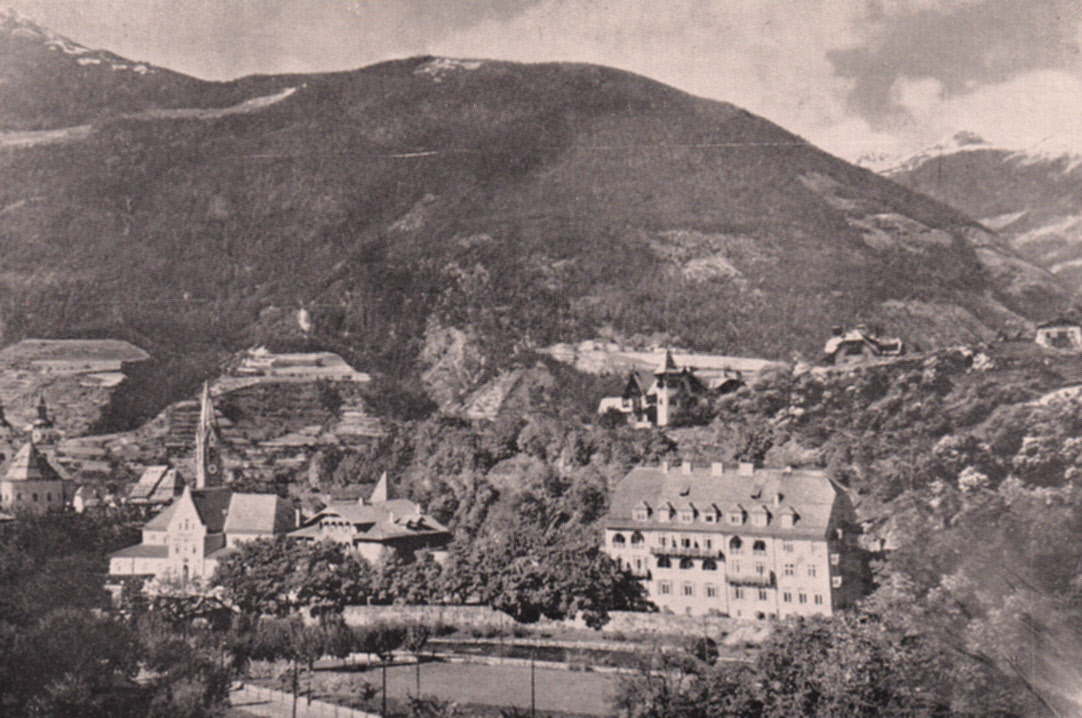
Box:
[382,657,388,718]
[530,648,536,718]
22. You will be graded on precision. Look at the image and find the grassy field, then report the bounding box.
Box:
[301,661,619,717]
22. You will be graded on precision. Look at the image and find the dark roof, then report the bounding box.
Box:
[110,544,168,559]
[191,488,233,533]
[1038,317,1081,329]
[605,464,847,539]
[3,442,63,483]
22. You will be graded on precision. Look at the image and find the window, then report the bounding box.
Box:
[729,536,743,553]
[808,565,817,578]
[784,563,795,577]
[733,587,745,599]
[782,541,794,553]
[755,563,765,576]
[830,552,840,566]
[683,583,695,597]
[680,510,695,524]
[612,533,626,545]
[752,509,770,527]
[32,493,38,502]
[706,584,717,598]
[732,561,741,573]
[656,556,671,568]
[798,593,807,604]
[783,592,792,603]
[753,540,767,553]
[705,539,712,550]
[681,537,692,548]
[659,582,672,595]
[832,576,842,588]
[631,531,644,545]
[728,510,744,525]
[814,594,824,606]
[633,508,650,521]
[704,512,715,523]
[679,558,694,570]
[659,536,667,547]
[635,559,643,571]
[758,589,768,601]
[702,558,717,571]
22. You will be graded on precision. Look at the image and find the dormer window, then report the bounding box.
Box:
[703,506,717,523]
[779,507,799,528]
[679,504,696,523]
[727,505,746,526]
[633,502,652,522]
[751,506,771,528]
[658,502,675,522]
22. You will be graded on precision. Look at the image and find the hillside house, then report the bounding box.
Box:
[597,351,711,428]
[602,461,862,619]
[289,474,451,564]
[823,327,904,366]
[0,441,72,513]
[1035,319,1082,352]
[233,347,370,383]
[0,338,150,375]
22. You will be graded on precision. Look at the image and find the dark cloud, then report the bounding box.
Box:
[829,0,1082,128]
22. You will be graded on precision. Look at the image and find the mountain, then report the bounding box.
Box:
[874,132,1082,296]
[0,13,1068,426]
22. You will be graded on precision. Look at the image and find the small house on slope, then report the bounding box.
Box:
[823,327,904,366]
[1035,318,1082,352]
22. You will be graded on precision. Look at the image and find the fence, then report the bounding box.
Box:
[231,682,379,718]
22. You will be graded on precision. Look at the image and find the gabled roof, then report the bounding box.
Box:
[224,493,296,534]
[190,487,233,533]
[606,464,845,539]
[143,501,178,531]
[293,497,450,543]
[129,466,183,502]
[3,442,63,483]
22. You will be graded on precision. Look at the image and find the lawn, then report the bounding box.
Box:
[302,661,619,717]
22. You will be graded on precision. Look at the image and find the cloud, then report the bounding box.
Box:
[828,0,1082,129]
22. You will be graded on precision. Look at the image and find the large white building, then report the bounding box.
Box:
[603,461,861,619]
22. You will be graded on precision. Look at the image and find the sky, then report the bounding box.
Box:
[5,0,1082,164]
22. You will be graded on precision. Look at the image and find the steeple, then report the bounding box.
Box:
[655,349,677,375]
[370,472,389,504]
[36,395,51,426]
[194,382,222,489]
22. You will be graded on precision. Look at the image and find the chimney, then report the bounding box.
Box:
[738,462,755,477]
[773,492,783,507]
[681,462,693,475]
[295,508,302,528]
[710,462,724,477]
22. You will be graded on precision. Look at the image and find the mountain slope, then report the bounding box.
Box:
[878,133,1082,296]
[0,17,1068,425]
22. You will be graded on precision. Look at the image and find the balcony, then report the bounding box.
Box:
[650,545,725,559]
[727,572,777,589]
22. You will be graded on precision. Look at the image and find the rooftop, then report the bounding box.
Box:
[2,442,63,483]
[0,338,150,364]
[605,463,849,539]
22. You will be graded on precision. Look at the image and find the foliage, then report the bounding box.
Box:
[212,536,376,617]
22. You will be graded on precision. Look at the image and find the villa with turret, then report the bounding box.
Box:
[597,350,711,428]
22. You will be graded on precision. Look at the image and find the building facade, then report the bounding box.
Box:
[603,462,862,619]
[1035,319,1082,352]
[289,474,451,563]
[0,441,70,513]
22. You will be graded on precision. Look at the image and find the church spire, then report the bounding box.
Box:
[194,382,222,489]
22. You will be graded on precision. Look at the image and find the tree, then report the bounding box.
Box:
[212,537,375,617]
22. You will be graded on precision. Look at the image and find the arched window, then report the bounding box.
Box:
[612,533,626,545]
[679,558,695,570]
[656,556,671,568]
[702,558,717,571]
[630,531,644,545]
[753,540,767,553]
[729,536,743,551]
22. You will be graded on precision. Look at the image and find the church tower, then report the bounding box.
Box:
[653,350,677,427]
[194,383,223,489]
